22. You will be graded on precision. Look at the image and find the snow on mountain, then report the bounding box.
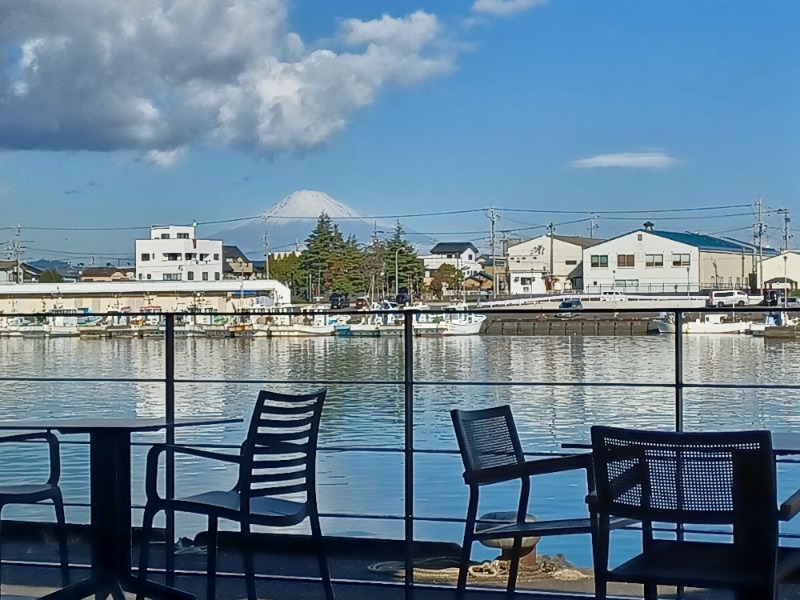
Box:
[207,190,384,257]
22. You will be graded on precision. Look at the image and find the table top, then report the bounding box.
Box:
[0,416,242,434]
[563,431,800,456]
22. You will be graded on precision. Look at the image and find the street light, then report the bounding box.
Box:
[394,247,403,297]
[686,266,691,298]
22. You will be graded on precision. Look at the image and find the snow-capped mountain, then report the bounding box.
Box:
[206,190,385,257]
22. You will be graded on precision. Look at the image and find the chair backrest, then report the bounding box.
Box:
[237,388,327,501]
[591,426,776,526]
[451,405,525,480]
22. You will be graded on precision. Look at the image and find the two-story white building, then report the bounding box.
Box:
[506,235,601,294]
[582,224,775,293]
[421,242,482,278]
[135,224,223,282]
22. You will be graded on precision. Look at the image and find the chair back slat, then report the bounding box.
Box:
[591,426,776,525]
[451,405,525,478]
[238,388,326,501]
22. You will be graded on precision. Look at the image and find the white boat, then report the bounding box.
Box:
[652,313,752,334]
[251,304,341,337]
[413,304,487,336]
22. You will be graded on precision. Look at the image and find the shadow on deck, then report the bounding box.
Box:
[2,523,800,599]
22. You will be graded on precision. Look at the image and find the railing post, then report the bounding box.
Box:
[402,311,415,599]
[164,313,176,582]
[674,310,684,433]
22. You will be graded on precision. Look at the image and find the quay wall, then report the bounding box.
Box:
[483,318,653,336]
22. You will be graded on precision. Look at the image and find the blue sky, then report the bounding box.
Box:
[1,0,798,263]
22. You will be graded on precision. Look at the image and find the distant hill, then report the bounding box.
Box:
[206,190,435,259]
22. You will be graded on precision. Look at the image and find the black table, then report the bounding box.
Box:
[0,417,241,600]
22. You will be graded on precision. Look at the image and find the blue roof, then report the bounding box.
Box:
[652,230,778,255]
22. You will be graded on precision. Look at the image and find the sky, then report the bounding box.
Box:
[1,0,799,264]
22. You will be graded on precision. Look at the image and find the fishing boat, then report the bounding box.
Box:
[652,313,752,334]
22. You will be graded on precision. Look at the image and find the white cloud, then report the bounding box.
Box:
[472,0,547,17]
[570,152,679,169]
[0,1,456,160]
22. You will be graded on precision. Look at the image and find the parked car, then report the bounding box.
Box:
[329,293,350,309]
[556,298,583,318]
[706,290,749,307]
[600,291,627,301]
[354,296,370,310]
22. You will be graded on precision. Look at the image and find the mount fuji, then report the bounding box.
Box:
[206,190,432,258]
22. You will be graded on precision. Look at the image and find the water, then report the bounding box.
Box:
[1,334,799,567]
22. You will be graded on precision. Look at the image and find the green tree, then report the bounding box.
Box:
[385,222,423,297]
[428,263,460,300]
[301,213,348,297]
[268,253,306,299]
[39,269,63,283]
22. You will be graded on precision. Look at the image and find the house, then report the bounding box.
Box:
[135,224,223,282]
[79,266,136,282]
[582,223,777,294]
[506,234,602,295]
[463,271,494,295]
[223,246,254,279]
[0,261,43,283]
[421,242,481,278]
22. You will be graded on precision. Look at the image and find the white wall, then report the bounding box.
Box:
[507,235,588,293]
[136,225,223,282]
[582,231,699,293]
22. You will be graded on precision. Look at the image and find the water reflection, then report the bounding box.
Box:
[1,334,800,566]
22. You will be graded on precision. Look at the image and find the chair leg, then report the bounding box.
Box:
[136,504,159,600]
[241,518,256,600]
[207,516,218,600]
[52,492,70,587]
[591,516,610,600]
[505,536,522,597]
[456,533,472,599]
[310,511,334,600]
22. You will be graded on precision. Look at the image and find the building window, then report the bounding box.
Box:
[184,253,195,260]
[645,254,663,267]
[163,273,181,281]
[140,253,150,261]
[177,233,189,239]
[590,255,608,268]
[672,253,690,267]
[165,253,180,261]
[199,254,208,261]
[214,272,220,280]
[138,274,143,280]
[160,234,170,239]
[187,271,194,281]
[566,260,577,265]
[202,272,209,281]
[213,254,220,261]
[617,254,635,268]
[146,274,152,280]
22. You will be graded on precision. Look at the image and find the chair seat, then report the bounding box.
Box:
[609,540,800,588]
[0,482,59,503]
[474,516,633,541]
[171,490,309,526]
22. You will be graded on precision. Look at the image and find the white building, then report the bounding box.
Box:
[136,224,223,283]
[506,234,600,294]
[421,242,482,278]
[761,251,800,291]
[582,225,774,294]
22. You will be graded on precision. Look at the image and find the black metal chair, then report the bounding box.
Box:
[589,426,800,600]
[450,405,631,597]
[0,431,69,593]
[137,389,333,600]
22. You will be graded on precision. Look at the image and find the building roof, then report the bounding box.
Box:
[651,230,778,255]
[80,266,133,278]
[223,245,251,262]
[0,261,43,275]
[553,235,604,249]
[429,242,478,255]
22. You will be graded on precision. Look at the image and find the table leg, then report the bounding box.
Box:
[36,429,194,600]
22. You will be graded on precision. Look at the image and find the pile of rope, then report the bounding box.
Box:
[367,554,591,584]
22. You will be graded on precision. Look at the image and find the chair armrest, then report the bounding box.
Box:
[145,443,240,500]
[465,453,591,485]
[779,488,800,521]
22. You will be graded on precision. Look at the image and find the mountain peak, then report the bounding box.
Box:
[263,190,363,221]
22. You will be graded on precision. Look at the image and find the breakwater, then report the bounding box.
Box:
[482,317,652,336]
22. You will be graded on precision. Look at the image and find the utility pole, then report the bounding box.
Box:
[588,213,599,238]
[754,198,766,291]
[7,224,24,284]
[547,223,555,291]
[778,208,792,253]
[262,216,270,279]
[489,207,497,299]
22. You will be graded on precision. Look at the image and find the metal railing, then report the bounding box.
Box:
[1,304,799,599]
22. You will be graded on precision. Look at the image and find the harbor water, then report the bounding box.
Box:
[1,333,800,567]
